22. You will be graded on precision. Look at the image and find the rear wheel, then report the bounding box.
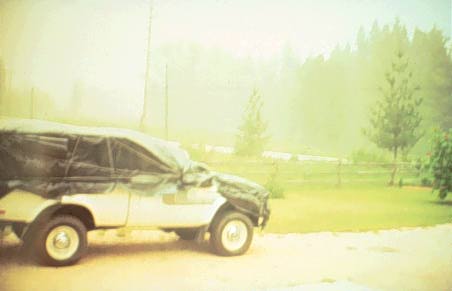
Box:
[30,215,87,266]
[210,211,254,256]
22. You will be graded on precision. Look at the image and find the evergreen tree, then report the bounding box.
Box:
[364,51,423,185]
[410,28,452,130]
[235,89,268,157]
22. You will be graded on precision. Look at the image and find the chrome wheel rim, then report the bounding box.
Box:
[45,225,79,261]
[221,220,248,252]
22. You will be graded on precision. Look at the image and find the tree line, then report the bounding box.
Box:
[0,20,450,158]
[292,20,451,155]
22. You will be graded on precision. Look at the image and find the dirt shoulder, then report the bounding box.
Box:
[1,224,451,291]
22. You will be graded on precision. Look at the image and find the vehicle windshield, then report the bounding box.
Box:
[125,129,191,173]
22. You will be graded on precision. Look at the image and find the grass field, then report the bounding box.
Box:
[202,156,452,233]
[265,186,451,233]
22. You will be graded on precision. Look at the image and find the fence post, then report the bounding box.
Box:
[336,159,342,188]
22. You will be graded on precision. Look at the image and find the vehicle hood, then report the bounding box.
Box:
[214,172,270,226]
[182,163,270,226]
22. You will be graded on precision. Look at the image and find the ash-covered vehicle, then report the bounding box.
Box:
[0,118,270,266]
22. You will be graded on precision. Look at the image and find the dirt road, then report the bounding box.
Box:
[1,224,451,291]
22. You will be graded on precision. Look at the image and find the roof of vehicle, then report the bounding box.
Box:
[1,117,153,139]
[0,117,189,167]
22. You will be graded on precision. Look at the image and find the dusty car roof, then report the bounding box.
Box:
[1,117,153,140]
[0,117,189,166]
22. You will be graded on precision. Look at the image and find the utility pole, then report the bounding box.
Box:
[336,158,342,188]
[139,0,154,131]
[0,62,7,116]
[8,71,12,94]
[164,63,169,140]
[0,64,4,115]
[30,87,35,118]
[1,69,12,115]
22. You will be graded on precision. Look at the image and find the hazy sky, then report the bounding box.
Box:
[0,0,450,123]
[152,0,451,58]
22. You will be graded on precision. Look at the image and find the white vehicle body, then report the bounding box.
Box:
[0,118,266,265]
[0,118,227,230]
[1,188,227,229]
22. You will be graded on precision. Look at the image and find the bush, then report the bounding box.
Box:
[425,129,452,199]
[420,177,433,187]
[266,179,285,199]
[265,162,285,199]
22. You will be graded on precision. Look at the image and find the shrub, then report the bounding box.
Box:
[420,177,432,187]
[266,179,285,199]
[425,129,452,199]
[265,162,285,199]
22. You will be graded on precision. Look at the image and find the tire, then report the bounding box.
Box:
[210,211,254,256]
[174,228,199,240]
[29,215,87,266]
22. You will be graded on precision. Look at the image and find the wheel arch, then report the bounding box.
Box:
[209,202,258,231]
[31,203,96,231]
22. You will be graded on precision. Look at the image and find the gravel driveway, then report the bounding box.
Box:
[1,224,451,291]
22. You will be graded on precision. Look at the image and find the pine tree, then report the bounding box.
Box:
[235,89,268,157]
[410,28,452,130]
[364,51,423,185]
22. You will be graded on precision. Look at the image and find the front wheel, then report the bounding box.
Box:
[30,215,87,266]
[210,211,254,256]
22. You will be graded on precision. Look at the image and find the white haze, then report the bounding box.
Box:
[0,0,450,149]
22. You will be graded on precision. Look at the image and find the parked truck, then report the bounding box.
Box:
[0,118,270,266]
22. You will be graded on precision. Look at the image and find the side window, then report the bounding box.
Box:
[67,136,113,177]
[111,138,169,175]
[22,134,69,160]
[2,133,70,178]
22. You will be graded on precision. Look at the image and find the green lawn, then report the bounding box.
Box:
[265,186,452,233]
[204,158,452,233]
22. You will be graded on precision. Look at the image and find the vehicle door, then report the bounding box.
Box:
[61,135,130,227]
[112,138,222,228]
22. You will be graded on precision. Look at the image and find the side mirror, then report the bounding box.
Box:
[199,176,213,187]
[190,162,210,173]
